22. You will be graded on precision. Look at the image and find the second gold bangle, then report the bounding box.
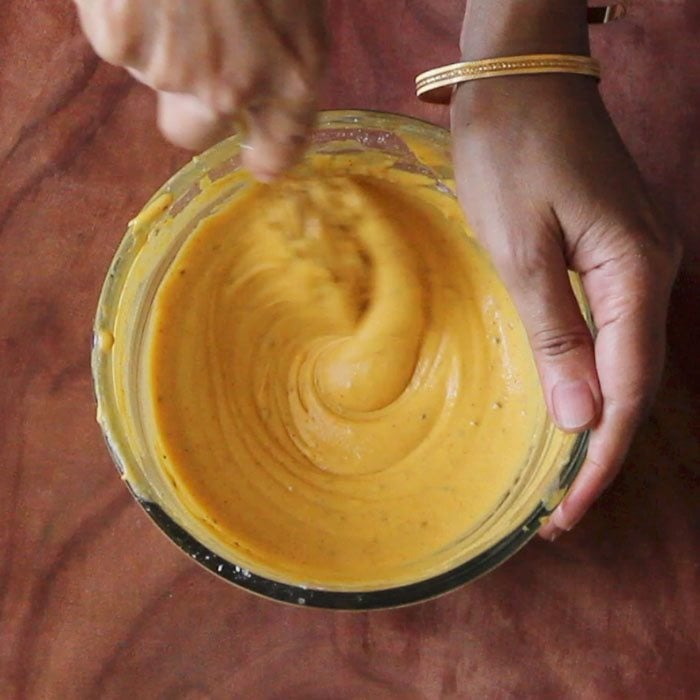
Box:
[415,54,601,104]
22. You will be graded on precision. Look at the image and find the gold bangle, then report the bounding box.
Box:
[415,54,601,104]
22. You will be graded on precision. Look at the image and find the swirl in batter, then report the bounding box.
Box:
[146,161,545,587]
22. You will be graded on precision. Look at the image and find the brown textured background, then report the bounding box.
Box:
[1,1,699,698]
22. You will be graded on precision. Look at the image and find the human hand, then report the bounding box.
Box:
[451,73,681,540]
[73,0,327,180]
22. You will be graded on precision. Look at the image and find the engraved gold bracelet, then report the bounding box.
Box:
[414,1,627,104]
[415,54,602,104]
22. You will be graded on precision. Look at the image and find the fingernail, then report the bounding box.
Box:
[552,380,596,431]
[553,502,581,533]
[547,527,563,542]
[254,171,277,184]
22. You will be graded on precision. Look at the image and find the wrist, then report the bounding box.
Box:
[460,0,590,60]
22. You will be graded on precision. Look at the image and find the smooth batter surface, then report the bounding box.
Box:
[146,159,545,587]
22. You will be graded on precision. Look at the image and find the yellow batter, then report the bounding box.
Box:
[145,157,546,588]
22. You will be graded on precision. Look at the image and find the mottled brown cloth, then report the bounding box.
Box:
[1,1,698,697]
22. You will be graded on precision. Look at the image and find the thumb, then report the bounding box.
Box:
[489,228,602,432]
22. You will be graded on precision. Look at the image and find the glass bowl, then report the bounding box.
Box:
[92,110,589,609]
